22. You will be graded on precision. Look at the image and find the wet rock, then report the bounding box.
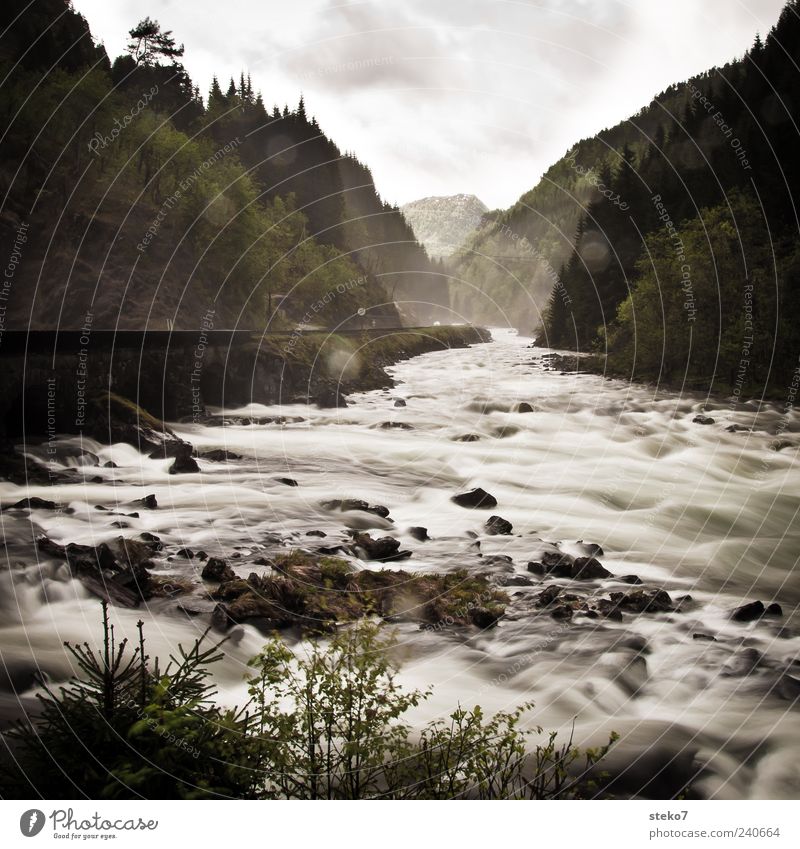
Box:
[485,515,513,535]
[614,588,673,613]
[536,585,563,607]
[527,561,545,575]
[103,460,118,468]
[133,493,158,510]
[351,533,411,563]
[470,607,502,629]
[451,488,497,509]
[725,424,750,433]
[777,674,800,701]
[5,497,59,511]
[275,477,299,487]
[201,449,243,462]
[409,526,429,542]
[453,434,481,442]
[322,498,390,518]
[722,648,762,677]
[85,391,188,456]
[620,575,644,585]
[516,402,534,413]
[378,421,414,430]
[693,633,717,641]
[110,521,130,529]
[202,557,236,583]
[79,575,140,608]
[176,548,194,559]
[139,532,162,546]
[550,604,573,621]
[306,530,326,537]
[314,386,348,409]
[693,414,715,425]
[731,600,765,622]
[571,557,612,580]
[495,574,535,587]
[575,540,604,557]
[765,603,783,617]
[394,399,407,407]
[168,444,200,475]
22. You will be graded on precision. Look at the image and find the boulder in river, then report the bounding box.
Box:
[322,498,391,518]
[168,444,200,474]
[528,550,612,581]
[451,488,498,509]
[132,493,158,510]
[731,600,765,622]
[5,497,59,511]
[485,515,513,535]
[350,533,411,562]
[693,414,715,425]
[201,449,243,462]
[86,391,189,456]
[394,399,407,407]
[275,477,299,487]
[516,402,534,413]
[409,526,429,541]
[202,557,236,583]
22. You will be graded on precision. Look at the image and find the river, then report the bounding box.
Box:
[1,328,799,798]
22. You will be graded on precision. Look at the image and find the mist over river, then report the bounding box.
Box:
[2,329,799,798]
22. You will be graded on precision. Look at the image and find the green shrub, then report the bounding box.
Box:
[1,605,617,799]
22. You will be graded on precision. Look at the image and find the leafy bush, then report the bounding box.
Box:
[1,604,616,799]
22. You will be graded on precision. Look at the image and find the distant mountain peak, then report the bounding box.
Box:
[401,194,488,259]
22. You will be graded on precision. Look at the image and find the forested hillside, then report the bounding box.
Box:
[451,0,800,395]
[0,0,445,330]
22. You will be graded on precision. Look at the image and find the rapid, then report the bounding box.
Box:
[1,328,799,798]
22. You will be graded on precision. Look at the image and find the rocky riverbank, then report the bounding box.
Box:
[0,325,490,482]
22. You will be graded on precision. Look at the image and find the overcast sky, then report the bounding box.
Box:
[73,0,788,209]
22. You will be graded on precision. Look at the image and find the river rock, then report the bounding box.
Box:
[453,434,481,442]
[731,600,765,622]
[275,477,299,487]
[620,574,644,585]
[571,557,612,580]
[485,515,513,535]
[5,497,59,511]
[350,533,411,562]
[201,449,243,461]
[394,399,407,407]
[314,386,348,408]
[132,493,158,509]
[322,498,390,518]
[765,602,783,617]
[516,402,534,413]
[613,588,673,613]
[693,414,715,425]
[168,444,200,474]
[202,557,236,583]
[409,526,429,541]
[451,488,497,509]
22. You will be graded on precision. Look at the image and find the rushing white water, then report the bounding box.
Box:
[1,328,799,798]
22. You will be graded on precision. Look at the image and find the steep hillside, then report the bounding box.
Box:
[450,1,800,394]
[0,1,444,330]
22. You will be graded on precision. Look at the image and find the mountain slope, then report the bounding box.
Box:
[449,0,800,393]
[401,194,488,260]
[0,1,444,330]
